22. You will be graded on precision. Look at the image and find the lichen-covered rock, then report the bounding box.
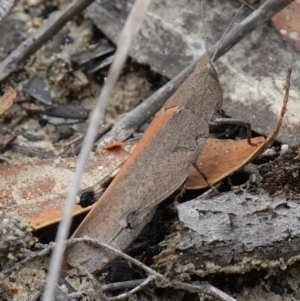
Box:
[0,211,36,260]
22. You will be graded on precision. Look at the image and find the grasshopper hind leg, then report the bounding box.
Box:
[192,162,218,193]
[189,136,218,193]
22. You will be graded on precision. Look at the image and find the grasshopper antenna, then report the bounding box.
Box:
[211,4,245,63]
[201,0,210,57]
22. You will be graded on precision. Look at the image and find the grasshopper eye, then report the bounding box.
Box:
[207,62,218,80]
[126,211,139,229]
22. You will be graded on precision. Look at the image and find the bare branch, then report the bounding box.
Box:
[0,0,95,81]
[97,0,294,148]
[213,0,294,61]
[67,237,239,301]
[172,281,238,301]
[68,237,162,279]
[2,237,238,301]
[101,279,144,292]
[108,276,155,301]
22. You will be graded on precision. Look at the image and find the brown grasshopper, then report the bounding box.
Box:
[65,4,255,273]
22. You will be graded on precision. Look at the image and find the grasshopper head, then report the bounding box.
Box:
[206,59,218,80]
[203,55,223,115]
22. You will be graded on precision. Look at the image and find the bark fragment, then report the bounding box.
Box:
[153,188,300,278]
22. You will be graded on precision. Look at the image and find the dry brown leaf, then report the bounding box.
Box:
[0,145,134,229]
[187,137,265,189]
[0,68,290,229]
[102,140,124,150]
[187,67,291,189]
[270,1,300,51]
[0,135,277,229]
[0,86,16,115]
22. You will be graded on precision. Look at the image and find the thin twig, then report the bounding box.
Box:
[42,1,152,301]
[67,237,238,301]
[211,4,245,63]
[68,246,155,300]
[0,0,96,81]
[101,279,145,292]
[1,237,237,301]
[213,0,294,61]
[67,238,160,300]
[97,0,294,149]
[172,281,238,301]
[67,291,84,299]
[108,276,155,301]
[68,237,163,279]
[236,0,255,11]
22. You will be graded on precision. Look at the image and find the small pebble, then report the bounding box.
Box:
[261,148,276,157]
[26,0,42,6]
[279,29,287,36]
[280,144,289,155]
